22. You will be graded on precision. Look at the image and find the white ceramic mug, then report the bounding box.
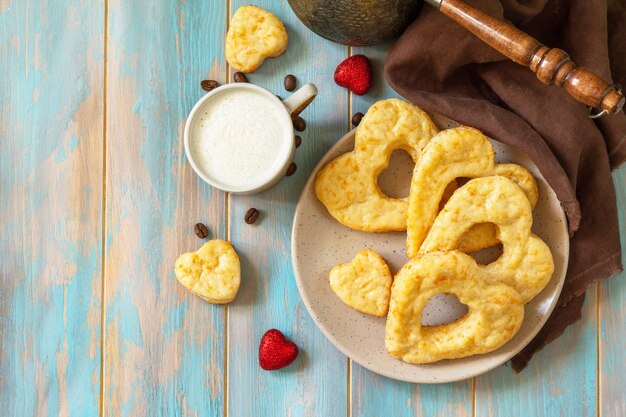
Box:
[184,82,317,194]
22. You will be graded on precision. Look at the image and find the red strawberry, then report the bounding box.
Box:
[259,329,299,370]
[334,54,372,96]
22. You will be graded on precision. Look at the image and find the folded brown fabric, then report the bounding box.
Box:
[385,0,626,370]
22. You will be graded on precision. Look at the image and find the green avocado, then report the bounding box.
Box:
[288,0,424,46]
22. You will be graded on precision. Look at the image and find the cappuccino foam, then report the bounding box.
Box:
[189,88,290,189]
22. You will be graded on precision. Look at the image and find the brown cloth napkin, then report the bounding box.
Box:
[385,0,626,371]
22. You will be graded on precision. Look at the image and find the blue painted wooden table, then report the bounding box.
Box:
[1,1,625,416]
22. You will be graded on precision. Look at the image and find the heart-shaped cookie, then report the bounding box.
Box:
[225,5,288,73]
[174,239,240,304]
[420,176,554,303]
[329,249,392,317]
[315,99,439,232]
[456,163,538,253]
[385,251,524,364]
[406,126,538,258]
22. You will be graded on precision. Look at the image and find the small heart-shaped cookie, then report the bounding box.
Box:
[174,240,240,304]
[259,329,299,370]
[225,5,288,73]
[329,249,392,317]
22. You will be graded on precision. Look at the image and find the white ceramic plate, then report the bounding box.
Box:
[291,115,569,383]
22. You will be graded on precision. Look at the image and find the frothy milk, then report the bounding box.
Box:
[189,89,290,189]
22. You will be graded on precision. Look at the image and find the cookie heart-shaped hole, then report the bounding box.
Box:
[376,150,458,206]
[377,149,414,199]
[421,293,469,326]
[468,242,504,265]
[460,222,504,265]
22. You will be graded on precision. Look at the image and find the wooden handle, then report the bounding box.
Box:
[430,0,625,114]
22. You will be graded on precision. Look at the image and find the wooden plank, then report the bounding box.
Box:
[350,43,473,417]
[104,1,227,415]
[0,1,104,415]
[352,368,473,417]
[600,166,626,417]
[226,2,349,416]
[475,290,597,416]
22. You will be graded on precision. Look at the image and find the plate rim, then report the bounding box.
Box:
[291,127,569,384]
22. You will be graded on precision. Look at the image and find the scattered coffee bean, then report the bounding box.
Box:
[351,112,364,127]
[284,74,297,91]
[233,72,248,83]
[244,208,260,224]
[194,223,209,239]
[286,162,297,176]
[293,116,306,131]
[294,135,302,148]
[200,79,219,92]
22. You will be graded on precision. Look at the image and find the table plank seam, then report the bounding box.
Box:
[225,190,230,417]
[472,376,476,417]
[99,1,109,416]
[597,283,601,417]
[224,3,231,417]
[347,44,353,417]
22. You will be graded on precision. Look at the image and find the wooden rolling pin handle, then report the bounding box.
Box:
[431,0,625,115]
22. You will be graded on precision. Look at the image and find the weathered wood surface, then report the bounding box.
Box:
[103,1,226,415]
[226,1,349,416]
[600,168,626,417]
[0,1,104,415]
[1,1,625,416]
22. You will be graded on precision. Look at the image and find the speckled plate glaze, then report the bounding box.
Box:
[291,114,569,383]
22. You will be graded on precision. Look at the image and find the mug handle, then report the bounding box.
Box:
[283,83,318,118]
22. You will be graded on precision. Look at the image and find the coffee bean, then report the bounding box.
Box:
[293,116,306,131]
[295,135,302,148]
[194,223,209,239]
[201,79,219,92]
[233,72,248,83]
[352,112,364,127]
[284,74,296,91]
[244,208,260,224]
[286,162,297,176]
